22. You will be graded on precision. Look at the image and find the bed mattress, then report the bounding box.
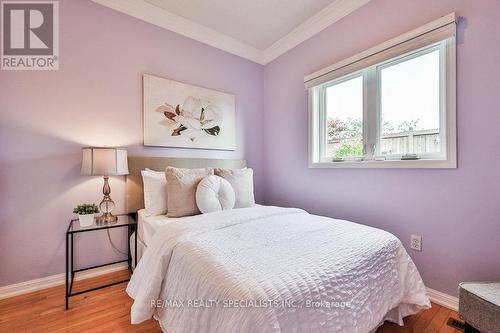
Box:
[131,209,179,264]
[136,209,177,246]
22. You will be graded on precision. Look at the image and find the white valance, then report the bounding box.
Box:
[304,13,456,89]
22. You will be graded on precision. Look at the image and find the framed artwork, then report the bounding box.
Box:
[143,74,236,150]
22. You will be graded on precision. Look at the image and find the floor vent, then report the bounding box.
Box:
[447,317,465,331]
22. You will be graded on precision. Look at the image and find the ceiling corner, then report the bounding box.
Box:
[91,0,265,64]
[91,0,371,65]
[262,0,372,64]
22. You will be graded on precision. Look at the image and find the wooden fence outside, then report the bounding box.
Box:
[327,129,440,157]
[380,129,440,155]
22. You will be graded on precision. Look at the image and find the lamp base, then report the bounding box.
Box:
[97,176,117,225]
[95,212,118,225]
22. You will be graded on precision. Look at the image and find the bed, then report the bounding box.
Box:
[126,157,430,333]
[127,156,247,265]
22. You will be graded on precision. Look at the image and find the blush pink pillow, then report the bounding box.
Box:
[165,167,214,217]
[214,168,255,208]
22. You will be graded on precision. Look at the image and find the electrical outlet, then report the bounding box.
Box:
[410,235,422,251]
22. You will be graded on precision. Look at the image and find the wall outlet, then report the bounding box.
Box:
[410,235,422,251]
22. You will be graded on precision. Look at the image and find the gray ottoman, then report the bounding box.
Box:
[459,282,500,333]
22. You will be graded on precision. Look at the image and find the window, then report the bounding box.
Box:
[379,48,441,157]
[325,75,364,159]
[307,14,456,168]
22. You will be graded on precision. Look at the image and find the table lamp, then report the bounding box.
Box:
[80,147,129,225]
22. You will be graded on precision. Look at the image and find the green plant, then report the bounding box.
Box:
[73,204,99,215]
[335,142,363,158]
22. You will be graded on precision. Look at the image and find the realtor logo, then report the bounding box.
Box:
[1,1,58,70]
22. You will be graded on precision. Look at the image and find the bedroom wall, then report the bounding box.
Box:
[0,1,264,286]
[262,0,500,296]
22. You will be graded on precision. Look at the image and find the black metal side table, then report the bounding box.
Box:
[65,213,137,310]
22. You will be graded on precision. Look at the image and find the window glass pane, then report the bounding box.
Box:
[326,76,363,158]
[379,49,440,156]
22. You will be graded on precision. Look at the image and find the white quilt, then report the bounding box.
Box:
[127,206,430,333]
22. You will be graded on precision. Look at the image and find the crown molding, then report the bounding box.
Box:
[91,0,371,65]
[262,0,371,64]
[91,0,265,64]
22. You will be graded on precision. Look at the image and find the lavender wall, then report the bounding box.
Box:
[263,0,500,296]
[0,1,264,286]
[1,0,499,298]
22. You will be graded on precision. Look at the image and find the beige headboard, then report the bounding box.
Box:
[126,156,246,213]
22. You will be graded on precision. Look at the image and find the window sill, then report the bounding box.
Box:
[309,158,456,169]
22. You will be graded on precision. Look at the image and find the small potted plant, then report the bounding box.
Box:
[73,204,98,227]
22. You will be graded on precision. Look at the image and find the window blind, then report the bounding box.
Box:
[304,13,456,90]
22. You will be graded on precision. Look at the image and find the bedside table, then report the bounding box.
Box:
[65,214,137,310]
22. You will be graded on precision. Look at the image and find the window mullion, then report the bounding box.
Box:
[318,86,327,161]
[364,67,377,159]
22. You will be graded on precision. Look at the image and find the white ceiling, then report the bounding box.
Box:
[145,0,335,50]
[92,0,371,64]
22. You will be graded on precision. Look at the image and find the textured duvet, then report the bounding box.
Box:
[127,206,430,333]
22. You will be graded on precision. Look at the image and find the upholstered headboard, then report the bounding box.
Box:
[126,156,246,213]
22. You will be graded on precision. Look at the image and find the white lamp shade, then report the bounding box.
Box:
[81,147,129,176]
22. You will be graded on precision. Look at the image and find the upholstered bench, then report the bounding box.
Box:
[459,282,500,333]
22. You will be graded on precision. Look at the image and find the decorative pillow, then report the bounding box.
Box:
[141,169,167,216]
[165,167,214,217]
[196,175,235,214]
[214,168,255,208]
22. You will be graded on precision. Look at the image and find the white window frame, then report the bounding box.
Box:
[306,14,457,169]
[317,71,366,162]
[375,43,446,160]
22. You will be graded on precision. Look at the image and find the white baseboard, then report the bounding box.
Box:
[427,287,459,312]
[0,262,129,300]
[0,266,460,313]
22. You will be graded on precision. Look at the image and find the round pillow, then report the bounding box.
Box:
[196,175,235,214]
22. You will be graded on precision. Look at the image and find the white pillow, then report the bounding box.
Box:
[214,168,255,208]
[196,175,235,214]
[141,169,167,215]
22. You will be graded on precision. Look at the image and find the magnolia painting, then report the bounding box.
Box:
[143,74,236,150]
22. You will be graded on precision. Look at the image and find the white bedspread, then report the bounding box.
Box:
[127,206,430,333]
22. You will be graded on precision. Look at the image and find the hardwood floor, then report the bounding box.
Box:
[0,270,461,332]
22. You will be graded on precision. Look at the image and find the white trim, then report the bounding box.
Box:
[0,262,128,300]
[445,35,457,169]
[91,0,372,65]
[309,159,457,169]
[0,268,459,313]
[307,17,457,169]
[304,12,456,83]
[262,0,371,64]
[427,287,459,312]
[91,0,264,64]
